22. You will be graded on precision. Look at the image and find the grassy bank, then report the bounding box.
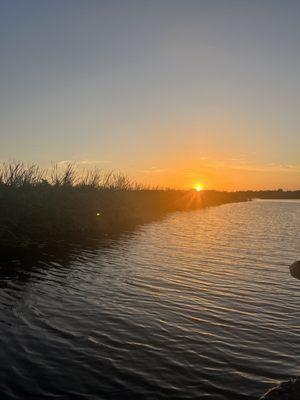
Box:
[0,162,249,248]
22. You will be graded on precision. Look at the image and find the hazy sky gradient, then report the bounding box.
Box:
[1,0,299,189]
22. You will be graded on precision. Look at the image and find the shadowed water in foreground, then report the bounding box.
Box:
[0,200,299,399]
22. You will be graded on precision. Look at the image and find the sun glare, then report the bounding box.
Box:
[194,185,203,192]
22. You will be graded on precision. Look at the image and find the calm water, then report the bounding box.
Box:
[0,200,299,399]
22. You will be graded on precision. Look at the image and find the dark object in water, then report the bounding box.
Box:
[290,261,300,280]
[260,377,300,399]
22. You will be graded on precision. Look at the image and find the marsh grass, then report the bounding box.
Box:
[0,161,249,248]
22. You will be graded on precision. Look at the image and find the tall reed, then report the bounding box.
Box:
[0,161,249,248]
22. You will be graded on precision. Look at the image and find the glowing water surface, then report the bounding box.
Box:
[0,200,299,399]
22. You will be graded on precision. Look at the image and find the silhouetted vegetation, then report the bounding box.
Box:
[240,189,300,200]
[4,161,298,249]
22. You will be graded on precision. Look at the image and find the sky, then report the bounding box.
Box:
[0,0,299,190]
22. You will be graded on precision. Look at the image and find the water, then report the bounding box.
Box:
[0,200,299,399]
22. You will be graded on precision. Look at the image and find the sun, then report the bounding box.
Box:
[194,184,203,192]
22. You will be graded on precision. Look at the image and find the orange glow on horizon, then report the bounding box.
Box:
[194,184,203,192]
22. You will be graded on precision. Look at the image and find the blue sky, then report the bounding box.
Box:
[0,0,299,189]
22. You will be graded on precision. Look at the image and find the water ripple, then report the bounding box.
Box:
[0,200,299,399]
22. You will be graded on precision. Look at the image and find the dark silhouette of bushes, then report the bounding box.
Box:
[0,161,250,248]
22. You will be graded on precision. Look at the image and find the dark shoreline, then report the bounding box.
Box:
[0,162,299,249]
[0,187,249,249]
